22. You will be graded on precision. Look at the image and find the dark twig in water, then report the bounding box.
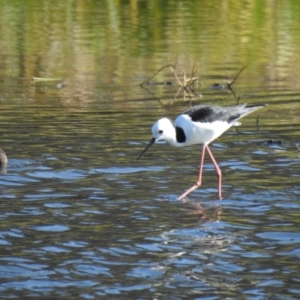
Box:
[228,63,250,87]
[226,84,240,104]
[140,62,200,103]
[256,114,260,130]
[140,64,177,87]
[210,64,249,102]
[139,84,165,105]
[227,63,250,102]
[169,63,199,102]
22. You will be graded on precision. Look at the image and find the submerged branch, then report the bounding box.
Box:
[140,64,178,87]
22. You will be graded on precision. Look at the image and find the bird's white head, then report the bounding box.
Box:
[151,118,174,142]
[137,118,176,160]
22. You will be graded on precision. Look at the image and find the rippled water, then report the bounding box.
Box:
[1,1,300,299]
[1,87,300,298]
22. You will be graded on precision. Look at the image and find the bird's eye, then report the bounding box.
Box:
[159,130,163,134]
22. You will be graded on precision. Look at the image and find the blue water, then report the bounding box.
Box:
[1,1,300,298]
[0,104,299,299]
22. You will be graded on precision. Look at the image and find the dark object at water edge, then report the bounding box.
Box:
[0,148,8,168]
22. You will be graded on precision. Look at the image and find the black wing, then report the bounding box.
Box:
[183,105,241,123]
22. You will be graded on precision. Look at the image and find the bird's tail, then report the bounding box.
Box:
[238,103,267,120]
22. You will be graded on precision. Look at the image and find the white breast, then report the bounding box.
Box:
[174,114,232,146]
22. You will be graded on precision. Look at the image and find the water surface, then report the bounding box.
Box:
[0,1,300,299]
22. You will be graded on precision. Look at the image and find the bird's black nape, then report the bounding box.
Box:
[137,137,156,160]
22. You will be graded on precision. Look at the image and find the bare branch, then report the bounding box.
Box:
[228,63,250,87]
[140,64,178,87]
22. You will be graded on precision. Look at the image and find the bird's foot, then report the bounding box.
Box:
[177,183,201,200]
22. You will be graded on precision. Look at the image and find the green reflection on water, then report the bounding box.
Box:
[1,0,300,93]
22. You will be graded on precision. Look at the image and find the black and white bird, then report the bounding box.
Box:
[138,103,266,200]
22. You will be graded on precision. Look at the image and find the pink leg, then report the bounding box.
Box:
[178,145,223,200]
[206,146,222,200]
[178,145,207,200]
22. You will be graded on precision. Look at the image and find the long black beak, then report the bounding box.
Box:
[137,137,156,160]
